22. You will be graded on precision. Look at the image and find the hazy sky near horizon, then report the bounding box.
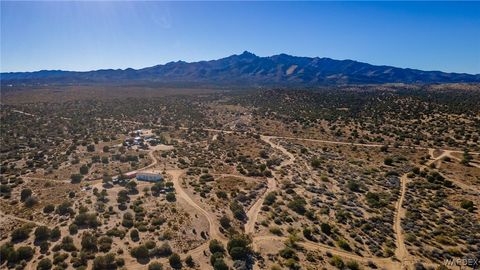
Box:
[1,1,479,73]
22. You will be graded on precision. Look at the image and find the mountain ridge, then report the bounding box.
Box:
[2,51,480,85]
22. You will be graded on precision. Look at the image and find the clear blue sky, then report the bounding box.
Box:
[1,1,479,74]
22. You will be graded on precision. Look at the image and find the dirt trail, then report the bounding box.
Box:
[0,212,46,227]
[22,176,72,184]
[261,136,296,167]
[245,177,276,235]
[168,169,226,244]
[435,150,480,169]
[246,136,295,240]
[11,109,35,117]
[426,150,480,194]
[211,172,275,233]
[393,173,409,263]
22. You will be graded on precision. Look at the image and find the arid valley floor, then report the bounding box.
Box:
[1,84,479,270]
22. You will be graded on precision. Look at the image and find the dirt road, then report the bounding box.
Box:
[245,177,276,235]
[247,136,295,239]
[169,169,226,243]
[426,150,480,194]
[0,212,46,227]
[393,173,409,263]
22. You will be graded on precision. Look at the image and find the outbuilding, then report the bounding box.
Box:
[137,172,163,182]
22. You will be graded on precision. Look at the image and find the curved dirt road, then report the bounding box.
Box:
[169,169,226,243]
[245,177,276,235]
[211,172,276,235]
[261,136,296,167]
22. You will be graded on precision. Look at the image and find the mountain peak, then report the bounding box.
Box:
[238,51,257,58]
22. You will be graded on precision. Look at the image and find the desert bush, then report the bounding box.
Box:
[209,239,225,254]
[131,245,149,260]
[11,225,33,242]
[148,261,163,270]
[168,253,182,269]
[37,258,52,270]
[35,226,51,242]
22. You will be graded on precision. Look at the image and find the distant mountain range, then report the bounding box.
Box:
[2,51,480,85]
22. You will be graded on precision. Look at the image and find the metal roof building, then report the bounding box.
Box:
[136,172,163,182]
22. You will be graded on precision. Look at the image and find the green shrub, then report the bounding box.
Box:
[166,192,176,202]
[460,200,474,212]
[130,229,140,242]
[210,252,224,265]
[69,224,78,235]
[92,253,116,270]
[219,215,231,229]
[230,201,246,220]
[365,192,386,208]
[148,261,163,270]
[50,227,61,241]
[321,223,332,235]
[185,255,194,267]
[75,212,100,228]
[303,227,312,240]
[131,245,149,260]
[337,239,351,251]
[269,226,282,236]
[287,197,307,215]
[168,253,182,269]
[347,181,360,192]
[43,204,55,214]
[209,239,225,254]
[35,226,51,242]
[145,240,156,250]
[37,258,52,270]
[155,242,172,257]
[227,234,252,260]
[20,188,32,201]
[346,260,360,270]
[11,225,33,242]
[17,246,34,261]
[279,247,297,260]
[213,258,228,270]
[81,233,97,252]
[98,236,113,252]
[384,157,393,166]
[264,192,276,205]
[330,255,344,269]
[70,174,83,183]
